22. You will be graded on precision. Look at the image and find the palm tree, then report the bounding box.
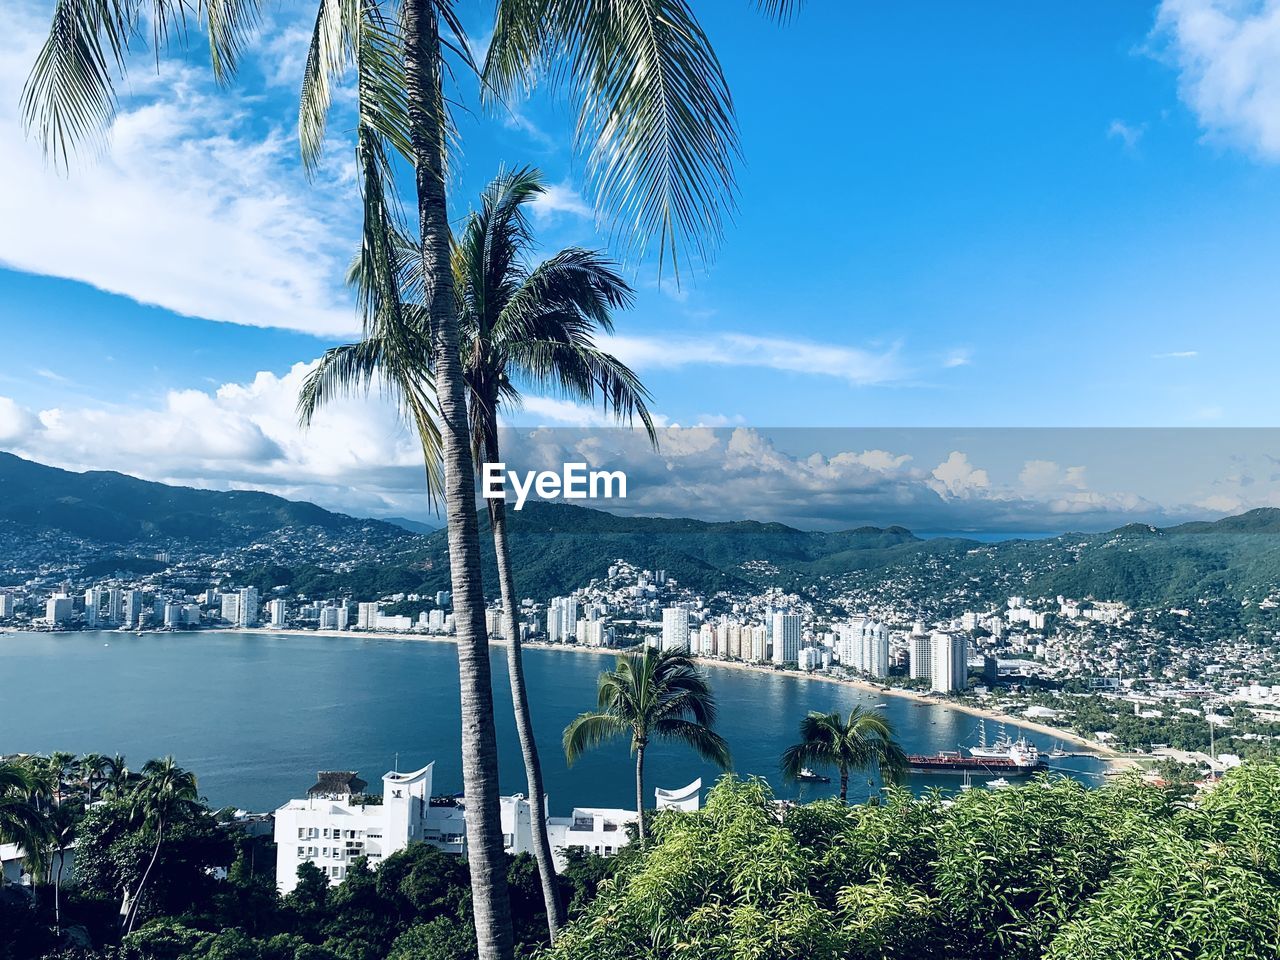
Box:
[103,754,134,801]
[780,707,908,803]
[564,647,731,842]
[42,800,81,932]
[121,756,202,934]
[24,3,795,956]
[453,166,655,936]
[78,753,110,800]
[0,761,46,888]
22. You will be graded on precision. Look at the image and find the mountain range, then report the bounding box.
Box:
[3,451,1280,611]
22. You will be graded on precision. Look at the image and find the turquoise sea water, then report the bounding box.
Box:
[0,631,1106,811]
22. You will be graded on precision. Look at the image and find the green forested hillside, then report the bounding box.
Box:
[6,450,1280,608]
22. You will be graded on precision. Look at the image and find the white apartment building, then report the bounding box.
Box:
[771,612,801,665]
[547,596,579,643]
[269,599,288,626]
[836,618,889,678]
[164,602,184,628]
[909,631,933,680]
[661,606,690,651]
[274,764,698,894]
[0,593,14,618]
[45,594,73,624]
[237,587,260,628]
[930,631,969,693]
[357,602,381,629]
[275,765,435,894]
[122,590,142,628]
[221,593,241,624]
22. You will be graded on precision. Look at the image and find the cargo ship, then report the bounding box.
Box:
[907,737,1045,776]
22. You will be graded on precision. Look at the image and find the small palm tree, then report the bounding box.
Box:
[564,648,731,841]
[0,761,46,888]
[78,753,110,800]
[781,707,908,803]
[43,800,81,932]
[122,757,202,933]
[103,753,135,801]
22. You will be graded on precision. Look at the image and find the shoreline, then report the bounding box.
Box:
[15,624,1119,760]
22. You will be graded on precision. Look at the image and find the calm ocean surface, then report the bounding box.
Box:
[0,631,1106,811]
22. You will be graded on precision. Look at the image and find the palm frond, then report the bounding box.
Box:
[21,0,262,169]
[300,0,412,173]
[652,717,732,769]
[484,0,740,273]
[296,341,386,427]
[22,0,139,167]
[563,711,629,765]
[202,0,262,82]
[754,0,802,21]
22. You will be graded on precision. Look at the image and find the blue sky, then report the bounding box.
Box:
[2,0,1280,527]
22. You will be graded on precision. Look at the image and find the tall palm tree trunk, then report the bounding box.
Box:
[54,851,64,932]
[838,765,849,804]
[402,5,512,960]
[634,738,647,842]
[124,817,164,933]
[488,487,566,938]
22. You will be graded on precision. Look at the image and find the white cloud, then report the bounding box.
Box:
[1153,0,1280,159]
[1107,118,1147,149]
[929,451,991,499]
[603,332,905,386]
[942,347,973,368]
[529,182,593,222]
[0,2,361,337]
[1153,349,1199,358]
[2,372,1267,532]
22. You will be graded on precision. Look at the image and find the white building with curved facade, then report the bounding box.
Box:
[273,765,702,893]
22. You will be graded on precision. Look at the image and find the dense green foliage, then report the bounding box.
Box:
[8,751,1280,960]
[549,766,1280,960]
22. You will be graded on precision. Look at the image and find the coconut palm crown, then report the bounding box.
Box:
[781,706,908,803]
[564,646,731,841]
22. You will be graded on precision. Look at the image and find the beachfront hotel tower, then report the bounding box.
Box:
[662,606,690,651]
[930,631,969,693]
[771,612,802,665]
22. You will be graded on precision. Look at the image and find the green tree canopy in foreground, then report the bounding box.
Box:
[547,764,1280,960]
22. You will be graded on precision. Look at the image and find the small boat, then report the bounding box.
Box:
[796,767,830,783]
[986,777,1011,790]
[959,772,974,793]
[1049,742,1068,758]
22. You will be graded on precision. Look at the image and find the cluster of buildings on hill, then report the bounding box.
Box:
[273,764,701,894]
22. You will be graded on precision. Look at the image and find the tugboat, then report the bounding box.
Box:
[796,767,831,783]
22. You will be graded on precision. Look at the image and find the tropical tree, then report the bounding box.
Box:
[456,166,654,935]
[42,798,82,931]
[564,647,731,841]
[0,760,46,887]
[103,753,136,800]
[122,756,202,933]
[24,2,794,956]
[781,707,907,803]
[78,752,111,800]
